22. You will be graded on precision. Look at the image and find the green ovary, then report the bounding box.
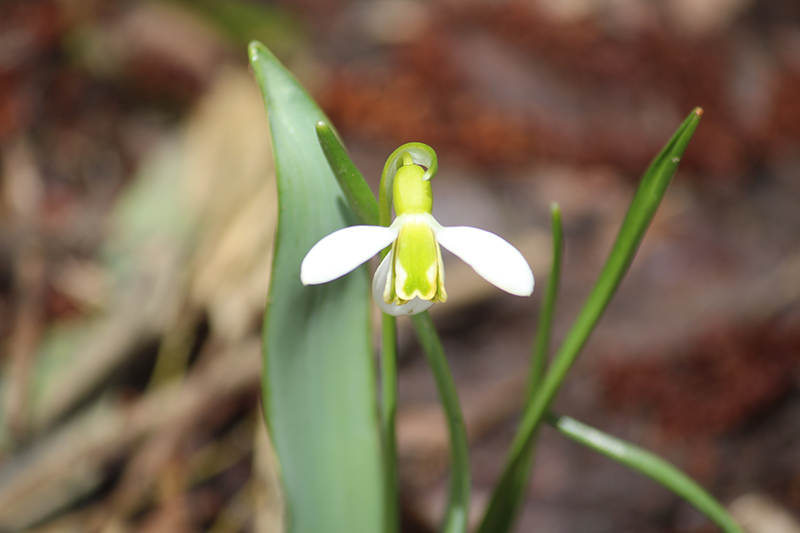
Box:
[393,155,433,216]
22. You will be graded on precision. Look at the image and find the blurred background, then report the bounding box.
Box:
[1,0,799,532]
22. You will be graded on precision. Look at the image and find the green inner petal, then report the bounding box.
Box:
[393,218,444,302]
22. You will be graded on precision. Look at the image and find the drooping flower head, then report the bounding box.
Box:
[301,143,534,316]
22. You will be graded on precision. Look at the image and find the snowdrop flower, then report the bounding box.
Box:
[301,143,534,316]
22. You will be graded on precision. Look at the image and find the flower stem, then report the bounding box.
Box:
[381,314,399,533]
[411,312,470,533]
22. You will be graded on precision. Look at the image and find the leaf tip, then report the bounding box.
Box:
[247,40,264,62]
[694,107,704,117]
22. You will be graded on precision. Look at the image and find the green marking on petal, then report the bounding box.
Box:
[384,242,398,305]
[394,217,441,302]
[435,235,447,303]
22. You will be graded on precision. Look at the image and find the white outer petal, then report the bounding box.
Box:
[372,251,435,316]
[435,226,534,296]
[301,225,397,285]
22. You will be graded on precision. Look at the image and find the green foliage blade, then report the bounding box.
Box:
[528,202,564,397]
[545,412,744,533]
[316,121,379,226]
[478,108,703,533]
[478,203,565,533]
[249,41,384,533]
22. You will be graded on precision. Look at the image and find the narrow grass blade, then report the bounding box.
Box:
[478,108,703,533]
[476,203,566,532]
[528,202,563,398]
[545,412,744,533]
[478,203,564,533]
[411,312,470,533]
[316,121,379,226]
[250,42,384,533]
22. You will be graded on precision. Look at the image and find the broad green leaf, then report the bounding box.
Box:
[249,42,384,533]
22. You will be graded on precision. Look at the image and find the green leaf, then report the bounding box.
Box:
[528,202,564,397]
[478,108,703,533]
[316,121,379,226]
[545,412,744,533]
[479,203,565,532]
[249,42,384,533]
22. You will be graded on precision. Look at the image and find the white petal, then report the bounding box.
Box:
[372,251,435,316]
[375,294,435,316]
[372,250,394,302]
[301,225,397,285]
[435,226,534,296]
